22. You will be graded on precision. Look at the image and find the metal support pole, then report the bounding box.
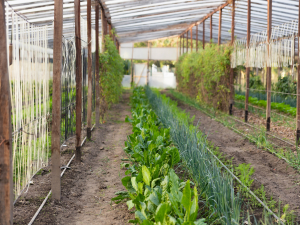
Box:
[87,0,92,140]
[0,0,13,223]
[266,0,272,131]
[51,0,63,200]
[229,0,235,115]
[95,4,100,127]
[203,20,205,49]
[218,9,222,45]
[196,25,198,52]
[75,0,82,163]
[245,0,250,122]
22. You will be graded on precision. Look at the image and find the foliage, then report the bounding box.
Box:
[113,87,206,225]
[175,43,232,111]
[145,87,242,224]
[134,37,179,48]
[235,94,296,117]
[99,35,124,114]
[274,76,296,95]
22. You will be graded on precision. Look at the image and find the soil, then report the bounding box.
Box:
[13,92,134,225]
[167,93,300,222]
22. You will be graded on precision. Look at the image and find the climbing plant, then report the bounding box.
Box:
[99,34,124,120]
[175,43,232,111]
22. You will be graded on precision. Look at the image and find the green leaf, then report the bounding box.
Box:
[126,200,135,210]
[122,176,131,187]
[142,165,151,186]
[135,210,147,222]
[155,203,168,223]
[131,177,138,192]
[182,180,191,221]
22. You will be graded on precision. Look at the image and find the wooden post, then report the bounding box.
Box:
[266,0,272,131]
[203,20,205,49]
[210,15,213,43]
[218,9,222,45]
[229,0,235,115]
[186,31,188,53]
[95,4,100,127]
[190,28,193,52]
[179,36,181,56]
[50,0,63,201]
[87,0,92,140]
[196,25,198,52]
[245,0,250,122]
[147,42,150,85]
[0,0,13,223]
[75,0,82,163]
[108,24,112,38]
[297,0,300,144]
[101,6,106,53]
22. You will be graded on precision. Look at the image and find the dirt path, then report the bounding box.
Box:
[167,93,300,221]
[13,92,134,225]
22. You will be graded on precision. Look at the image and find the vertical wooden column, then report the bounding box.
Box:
[245,0,251,122]
[0,0,13,223]
[203,20,205,49]
[179,36,181,56]
[87,0,92,140]
[95,4,100,127]
[210,15,213,43]
[51,0,63,200]
[297,0,300,144]
[108,24,112,38]
[147,42,150,85]
[190,28,193,52]
[75,0,82,163]
[266,0,272,131]
[218,9,222,45]
[229,0,235,115]
[101,6,106,53]
[186,31,188,53]
[196,25,198,52]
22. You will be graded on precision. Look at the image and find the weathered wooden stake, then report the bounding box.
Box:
[203,20,205,49]
[210,15,213,43]
[95,4,100,127]
[266,0,272,131]
[0,0,13,223]
[50,0,63,200]
[229,0,235,115]
[190,28,193,52]
[196,25,198,52]
[218,9,222,45]
[297,0,300,144]
[87,0,92,140]
[75,0,82,163]
[245,0,250,122]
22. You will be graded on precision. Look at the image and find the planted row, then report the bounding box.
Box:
[113,87,206,225]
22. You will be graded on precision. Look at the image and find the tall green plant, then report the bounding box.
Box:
[176,44,232,111]
[99,34,124,119]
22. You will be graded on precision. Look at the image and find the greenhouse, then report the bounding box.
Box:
[2,0,300,224]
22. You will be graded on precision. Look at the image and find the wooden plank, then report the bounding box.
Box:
[95,4,100,128]
[51,0,63,200]
[218,9,222,45]
[75,0,82,163]
[190,28,193,52]
[0,0,13,223]
[266,0,272,131]
[203,20,205,49]
[87,0,92,140]
[297,0,300,144]
[196,25,198,52]
[245,0,250,122]
[229,0,235,115]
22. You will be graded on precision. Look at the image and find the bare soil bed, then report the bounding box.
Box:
[167,93,300,222]
[13,92,134,225]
